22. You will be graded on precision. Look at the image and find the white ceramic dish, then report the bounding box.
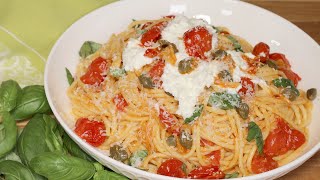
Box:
[45,0,320,179]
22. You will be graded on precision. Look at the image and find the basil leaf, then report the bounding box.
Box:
[110,67,126,78]
[30,151,95,180]
[0,112,17,158]
[0,160,36,180]
[208,92,241,110]
[0,151,22,163]
[0,80,21,112]
[65,68,74,85]
[129,150,148,168]
[79,41,102,58]
[272,78,300,96]
[17,114,65,168]
[184,104,204,124]
[63,132,94,162]
[12,85,51,121]
[247,122,264,154]
[226,35,244,52]
[93,170,128,180]
[93,162,104,171]
[225,172,239,179]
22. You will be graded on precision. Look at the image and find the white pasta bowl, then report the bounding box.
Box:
[45,0,320,179]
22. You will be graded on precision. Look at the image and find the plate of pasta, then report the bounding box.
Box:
[45,0,320,179]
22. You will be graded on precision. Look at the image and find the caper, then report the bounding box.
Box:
[110,145,128,162]
[158,40,178,53]
[307,88,317,101]
[138,74,154,89]
[281,88,298,101]
[166,135,177,147]
[236,103,249,119]
[212,49,227,60]
[178,58,197,74]
[179,130,193,149]
[218,70,233,82]
[266,60,278,70]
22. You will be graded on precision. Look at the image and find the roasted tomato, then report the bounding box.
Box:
[188,165,225,179]
[264,118,306,157]
[252,42,270,63]
[269,53,291,69]
[200,138,215,147]
[157,158,186,178]
[112,93,128,111]
[205,150,221,166]
[148,60,165,87]
[159,107,180,135]
[251,154,278,174]
[282,69,301,87]
[74,118,106,147]
[141,21,167,47]
[183,26,212,60]
[238,77,255,98]
[80,57,108,85]
[144,48,160,58]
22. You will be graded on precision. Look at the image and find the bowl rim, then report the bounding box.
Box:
[44,0,320,179]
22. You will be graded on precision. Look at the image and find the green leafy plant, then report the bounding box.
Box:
[65,68,74,85]
[30,151,96,180]
[0,80,21,112]
[0,160,36,180]
[225,172,239,179]
[184,104,204,124]
[208,92,241,110]
[11,85,51,120]
[93,170,128,180]
[0,112,17,158]
[129,150,148,168]
[247,122,264,154]
[79,41,102,58]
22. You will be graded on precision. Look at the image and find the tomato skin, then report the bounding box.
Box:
[264,118,306,157]
[183,26,213,60]
[200,138,215,147]
[282,69,301,87]
[252,42,270,63]
[74,118,107,147]
[238,77,255,98]
[144,48,160,58]
[157,159,186,178]
[112,93,128,111]
[251,154,278,174]
[159,107,180,135]
[148,60,165,87]
[205,150,221,166]
[188,165,225,179]
[141,22,167,47]
[80,57,108,85]
[269,53,291,68]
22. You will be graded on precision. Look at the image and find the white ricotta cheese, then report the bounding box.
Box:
[122,38,153,71]
[161,61,228,119]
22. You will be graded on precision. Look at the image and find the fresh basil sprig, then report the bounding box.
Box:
[93,170,128,180]
[0,80,21,112]
[226,35,244,52]
[12,85,51,120]
[225,172,239,179]
[184,104,204,124]
[110,67,126,78]
[208,92,241,110]
[30,151,96,180]
[79,41,102,58]
[0,112,17,158]
[0,160,36,180]
[247,122,264,154]
[129,150,148,168]
[65,68,74,85]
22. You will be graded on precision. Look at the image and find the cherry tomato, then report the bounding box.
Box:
[141,22,167,47]
[251,154,278,174]
[164,15,176,19]
[74,118,107,147]
[112,93,128,111]
[252,42,270,63]
[148,60,165,87]
[200,138,215,147]
[159,107,180,135]
[282,69,301,87]
[269,53,291,68]
[144,48,160,58]
[188,165,225,179]
[238,77,255,98]
[80,57,108,85]
[183,26,212,60]
[205,150,221,166]
[157,158,186,178]
[264,118,306,157]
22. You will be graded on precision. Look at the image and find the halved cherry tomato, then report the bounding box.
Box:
[159,107,180,135]
[148,60,165,87]
[74,118,107,147]
[183,26,212,60]
[251,154,278,174]
[269,53,291,68]
[157,158,186,178]
[188,165,225,179]
[200,138,215,147]
[112,93,128,111]
[205,150,221,166]
[252,42,270,63]
[80,57,108,85]
[144,48,160,58]
[141,22,167,47]
[264,118,306,157]
[282,69,301,87]
[238,77,255,98]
